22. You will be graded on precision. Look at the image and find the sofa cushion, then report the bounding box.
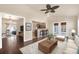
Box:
[56,35,65,41]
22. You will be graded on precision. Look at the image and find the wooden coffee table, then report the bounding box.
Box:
[38,40,57,53]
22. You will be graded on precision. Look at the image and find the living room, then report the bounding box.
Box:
[0,4,79,54]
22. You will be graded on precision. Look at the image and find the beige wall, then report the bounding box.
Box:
[47,15,77,36]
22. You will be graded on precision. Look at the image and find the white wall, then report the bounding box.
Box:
[47,15,77,36]
[77,16,79,35]
[0,15,2,49]
[24,18,32,42]
[2,19,7,33]
[24,17,47,42]
[16,19,23,33]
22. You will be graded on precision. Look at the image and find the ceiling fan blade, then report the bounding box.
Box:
[40,9,47,11]
[45,11,49,14]
[52,6,59,9]
[41,4,59,14]
[46,4,51,9]
[51,10,55,13]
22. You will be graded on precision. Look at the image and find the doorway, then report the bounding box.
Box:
[6,22,17,36]
[1,15,24,54]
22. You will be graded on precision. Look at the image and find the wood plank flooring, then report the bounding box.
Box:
[0,36,24,54]
[0,36,45,54]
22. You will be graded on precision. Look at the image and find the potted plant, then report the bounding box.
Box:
[47,34,53,40]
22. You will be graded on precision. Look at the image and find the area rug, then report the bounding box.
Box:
[20,38,78,54]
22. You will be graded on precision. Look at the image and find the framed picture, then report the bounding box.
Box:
[26,23,32,31]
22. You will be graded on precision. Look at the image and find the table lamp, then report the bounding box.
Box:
[71,29,76,36]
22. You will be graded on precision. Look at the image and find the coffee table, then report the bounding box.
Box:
[38,40,57,53]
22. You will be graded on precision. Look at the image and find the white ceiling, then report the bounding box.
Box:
[26,4,79,16]
[0,4,79,21]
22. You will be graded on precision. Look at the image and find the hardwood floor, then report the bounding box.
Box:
[0,36,45,54]
[0,36,24,54]
[24,37,45,46]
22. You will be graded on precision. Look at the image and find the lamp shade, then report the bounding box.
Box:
[71,29,76,33]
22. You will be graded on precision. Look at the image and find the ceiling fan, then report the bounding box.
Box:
[40,4,60,14]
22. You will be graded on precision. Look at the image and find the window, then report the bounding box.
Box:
[54,23,59,34]
[61,22,66,32]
